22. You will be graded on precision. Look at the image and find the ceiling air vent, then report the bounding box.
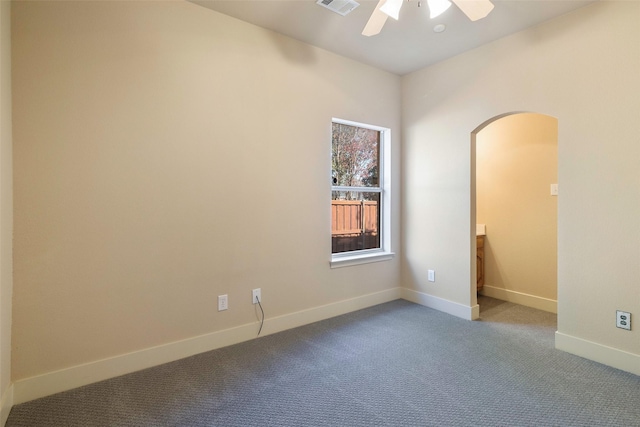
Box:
[316,0,360,16]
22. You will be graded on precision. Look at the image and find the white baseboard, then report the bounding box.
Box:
[555,332,640,377]
[401,288,480,320]
[480,285,557,313]
[13,287,402,405]
[0,383,13,427]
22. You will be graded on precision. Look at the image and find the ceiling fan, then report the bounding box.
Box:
[362,0,494,36]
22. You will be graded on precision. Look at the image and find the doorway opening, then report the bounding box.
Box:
[471,113,558,314]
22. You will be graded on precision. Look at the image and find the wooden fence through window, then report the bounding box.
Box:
[331,200,379,253]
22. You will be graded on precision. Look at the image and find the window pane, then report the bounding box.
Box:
[331,191,381,254]
[332,123,379,187]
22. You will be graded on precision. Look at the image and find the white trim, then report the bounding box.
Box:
[555,332,640,377]
[330,251,394,268]
[0,383,13,427]
[263,287,401,332]
[401,288,480,320]
[331,118,392,264]
[479,285,557,313]
[13,288,402,405]
[331,117,388,133]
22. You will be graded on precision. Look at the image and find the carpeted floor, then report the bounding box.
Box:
[6,297,640,426]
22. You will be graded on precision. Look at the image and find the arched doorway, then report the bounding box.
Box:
[471,113,558,313]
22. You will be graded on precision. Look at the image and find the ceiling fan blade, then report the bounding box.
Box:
[451,0,494,21]
[362,0,389,37]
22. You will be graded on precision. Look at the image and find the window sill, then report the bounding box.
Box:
[330,251,395,269]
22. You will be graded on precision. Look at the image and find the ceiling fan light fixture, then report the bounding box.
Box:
[427,0,452,18]
[362,0,389,36]
[380,0,404,20]
[451,0,494,21]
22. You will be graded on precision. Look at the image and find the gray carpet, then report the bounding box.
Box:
[7,297,640,426]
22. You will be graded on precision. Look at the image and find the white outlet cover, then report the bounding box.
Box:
[252,288,261,304]
[218,294,228,311]
[428,270,435,282]
[616,310,631,330]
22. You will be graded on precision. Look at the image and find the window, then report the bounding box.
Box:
[331,119,392,267]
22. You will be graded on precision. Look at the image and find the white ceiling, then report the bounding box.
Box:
[190,0,595,75]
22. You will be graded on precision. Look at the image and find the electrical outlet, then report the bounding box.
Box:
[218,294,228,311]
[252,288,261,304]
[616,310,631,330]
[428,270,435,282]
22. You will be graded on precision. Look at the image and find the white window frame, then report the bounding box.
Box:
[330,118,394,268]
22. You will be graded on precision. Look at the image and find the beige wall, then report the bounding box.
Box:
[11,1,401,381]
[476,113,557,305]
[403,0,639,363]
[8,0,640,405]
[0,0,13,419]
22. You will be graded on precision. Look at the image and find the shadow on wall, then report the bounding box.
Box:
[267,31,317,66]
